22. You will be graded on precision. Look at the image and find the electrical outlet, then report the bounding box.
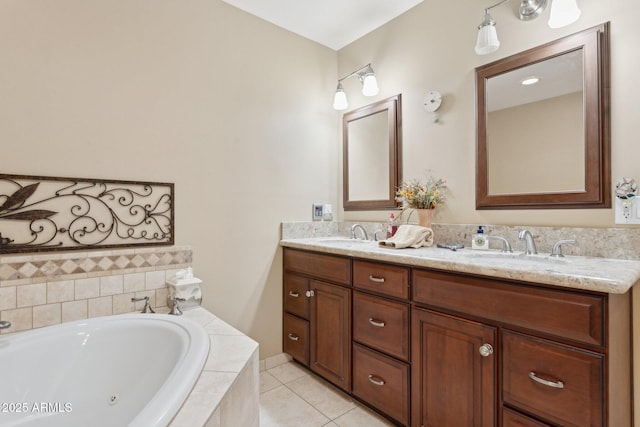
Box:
[614,197,640,224]
[312,203,323,221]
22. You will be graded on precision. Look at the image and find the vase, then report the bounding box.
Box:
[415,209,433,228]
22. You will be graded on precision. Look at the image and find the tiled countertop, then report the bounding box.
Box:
[280,238,640,294]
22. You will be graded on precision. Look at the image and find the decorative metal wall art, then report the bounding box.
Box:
[0,174,174,254]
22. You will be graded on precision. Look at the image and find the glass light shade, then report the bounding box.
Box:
[333,86,348,110]
[362,74,379,96]
[548,0,581,28]
[475,23,500,55]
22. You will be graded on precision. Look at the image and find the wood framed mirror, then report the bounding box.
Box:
[343,94,402,211]
[475,23,610,209]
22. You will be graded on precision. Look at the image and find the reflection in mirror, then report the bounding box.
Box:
[487,50,585,195]
[476,23,610,209]
[348,110,389,200]
[343,95,402,210]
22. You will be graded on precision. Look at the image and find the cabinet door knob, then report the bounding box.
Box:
[478,343,493,357]
[288,291,300,298]
[367,374,385,386]
[287,333,300,341]
[368,318,386,328]
[528,371,565,389]
[368,275,385,283]
[305,290,315,298]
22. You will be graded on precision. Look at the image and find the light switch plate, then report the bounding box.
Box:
[312,203,323,221]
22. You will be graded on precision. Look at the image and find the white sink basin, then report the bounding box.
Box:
[458,250,569,266]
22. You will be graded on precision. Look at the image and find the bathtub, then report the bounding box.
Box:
[0,313,210,427]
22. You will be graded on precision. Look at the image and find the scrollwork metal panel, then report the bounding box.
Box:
[0,174,174,253]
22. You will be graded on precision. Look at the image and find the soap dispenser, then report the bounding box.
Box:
[472,226,489,250]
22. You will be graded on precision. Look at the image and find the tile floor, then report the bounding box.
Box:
[259,360,395,427]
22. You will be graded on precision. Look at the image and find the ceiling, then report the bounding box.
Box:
[221,0,424,50]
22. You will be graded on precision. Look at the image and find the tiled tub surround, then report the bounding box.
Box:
[171,308,259,427]
[283,221,640,261]
[0,246,192,334]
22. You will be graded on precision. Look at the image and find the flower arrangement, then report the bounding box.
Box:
[396,174,447,210]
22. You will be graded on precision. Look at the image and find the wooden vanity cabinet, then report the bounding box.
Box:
[283,249,352,392]
[283,247,632,427]
[411,268,631,427]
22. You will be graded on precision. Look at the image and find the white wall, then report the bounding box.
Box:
[0,0,338,358]
[339,0,640,228]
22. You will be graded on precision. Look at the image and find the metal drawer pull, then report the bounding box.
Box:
[305,290,315,297]
[368,375,385,386]
[368,318,386,328]
[478,343,493,357]
[288,291,300,298]
[368,275,385,283]
[528,371,564,389]
[287,333,300,341]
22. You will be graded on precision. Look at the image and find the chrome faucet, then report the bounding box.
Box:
[550,239,577,257]
[131,296,155,313]
[518,229,538,255]
[0,320,12,331]
[351,224,369,240]
[487,235,513,253]
[169,297,186,316]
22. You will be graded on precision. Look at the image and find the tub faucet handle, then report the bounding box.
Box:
[0,320,11,330]
[131,296,155,314]
[169,297,186,316]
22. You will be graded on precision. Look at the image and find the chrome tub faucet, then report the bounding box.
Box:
[131,296,155,313]
[0,320,12,331]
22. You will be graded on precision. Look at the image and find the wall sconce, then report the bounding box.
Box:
[475,0,581,55]
[333,63,379,110]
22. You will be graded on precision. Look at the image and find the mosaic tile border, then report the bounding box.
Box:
[0,245,192,286]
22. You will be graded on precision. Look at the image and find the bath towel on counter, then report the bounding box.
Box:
[379,224,434,249]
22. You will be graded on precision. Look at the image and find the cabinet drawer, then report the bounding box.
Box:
[353,343,409,426]
[502,408,551,427]
[353,260,409,299]
[502,331,603,426]
[283,313,309,366]
[412,269,604,347]
[284,249,351,286]
[284,273,310,319]
[353,291,409,360]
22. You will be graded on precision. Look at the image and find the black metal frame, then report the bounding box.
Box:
[0,174,174,254]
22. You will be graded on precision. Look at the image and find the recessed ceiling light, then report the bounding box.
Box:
[521,76,541,85]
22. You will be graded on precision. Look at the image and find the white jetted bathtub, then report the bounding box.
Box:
[0,313,210,427]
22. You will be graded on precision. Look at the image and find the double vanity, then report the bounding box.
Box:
[280,235,639,426]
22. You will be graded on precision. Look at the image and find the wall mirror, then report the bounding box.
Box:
[475,23,610,209]
[343,94,402,210]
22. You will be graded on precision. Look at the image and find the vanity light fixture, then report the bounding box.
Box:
[475,0,581,55]
[333,63,379,111]
[548,0,581,28]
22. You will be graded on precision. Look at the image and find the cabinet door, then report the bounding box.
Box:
[310,280,352,392]
[411,308,496,427]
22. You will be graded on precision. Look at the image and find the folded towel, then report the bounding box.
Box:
[379,224,434,249]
